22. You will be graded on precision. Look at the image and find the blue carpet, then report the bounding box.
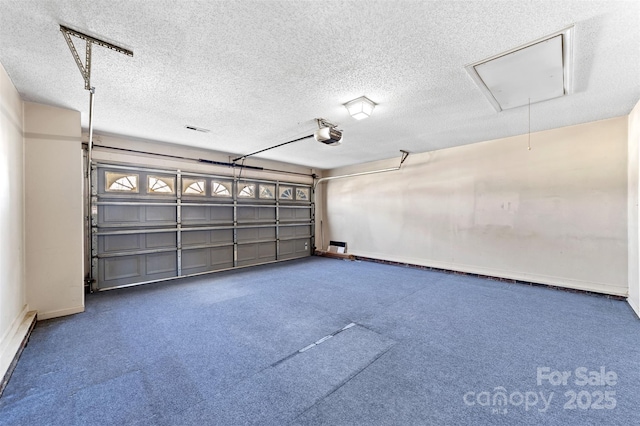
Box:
[0,257,638,425]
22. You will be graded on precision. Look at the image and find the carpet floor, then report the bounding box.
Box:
[1,256,638,425]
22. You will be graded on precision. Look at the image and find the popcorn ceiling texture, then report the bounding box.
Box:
[0,0,638,169]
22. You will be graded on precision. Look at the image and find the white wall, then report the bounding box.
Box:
[24,102,84,320]
[323,117,628,296]
[629,100,640,316]
[0,63,28,380]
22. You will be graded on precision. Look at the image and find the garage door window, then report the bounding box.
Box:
[183,179,206,195]
[238,183,255,198]
[279,186,292,200]
[147,176,175,194]
[106,172,139,192]
[260,185,275,199]
[296,188,309,201]
[212,181,231,197]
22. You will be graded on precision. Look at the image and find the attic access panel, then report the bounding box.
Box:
[466,26,574,111]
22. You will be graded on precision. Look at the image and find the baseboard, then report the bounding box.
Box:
[315,249,356,260]
[37,305,84,321]
[0,309,37,398]
[628,296,640,319]
[346,253,628,300]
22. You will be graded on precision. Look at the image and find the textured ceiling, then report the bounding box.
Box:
[1,0,638,170]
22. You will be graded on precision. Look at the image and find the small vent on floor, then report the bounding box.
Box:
[184,125,211,133]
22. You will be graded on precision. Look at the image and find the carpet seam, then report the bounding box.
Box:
[288,342,397,425]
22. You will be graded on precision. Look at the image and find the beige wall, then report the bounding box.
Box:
[0,64,28,375]
[323,117,628,296]
[629,100,640,316]
[24,102,84,320]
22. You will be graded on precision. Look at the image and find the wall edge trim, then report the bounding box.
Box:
[23,132,83,142]
[0,309,37,398]
[627,296,640,319]
[36,306,84,321]
[348,254,628,300]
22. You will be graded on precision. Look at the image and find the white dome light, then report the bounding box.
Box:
[344,96,376,120]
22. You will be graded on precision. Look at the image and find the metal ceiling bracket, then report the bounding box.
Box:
[316,118,337,129]
[60,24,133,288]
[60,24,133,90]
[400,149,410,166]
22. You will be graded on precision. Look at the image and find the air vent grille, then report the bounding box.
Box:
[184,125,210,133]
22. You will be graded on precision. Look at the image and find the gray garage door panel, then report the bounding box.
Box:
[182,229,234,247]
[92,164,313,290]
[182,246,234,275]
[279,225,312,239]
[237,206,276,222]
[99,232,177,255]
[99,205,177,227]
[279,239,311,260]
[237,242,277,266]
[237,227,276,243]
[147,232,178,248]
[280,208,311,221]
[98,251,178,288]
[146,252,178,275]
[182,205,233,225]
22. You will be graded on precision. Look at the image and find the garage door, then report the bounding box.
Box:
[91,163,313,290]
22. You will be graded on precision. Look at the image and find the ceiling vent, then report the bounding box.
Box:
[184,125,210,133]
[465,26,574,112]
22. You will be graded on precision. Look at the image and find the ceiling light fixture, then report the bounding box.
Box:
[344,96,376,120]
